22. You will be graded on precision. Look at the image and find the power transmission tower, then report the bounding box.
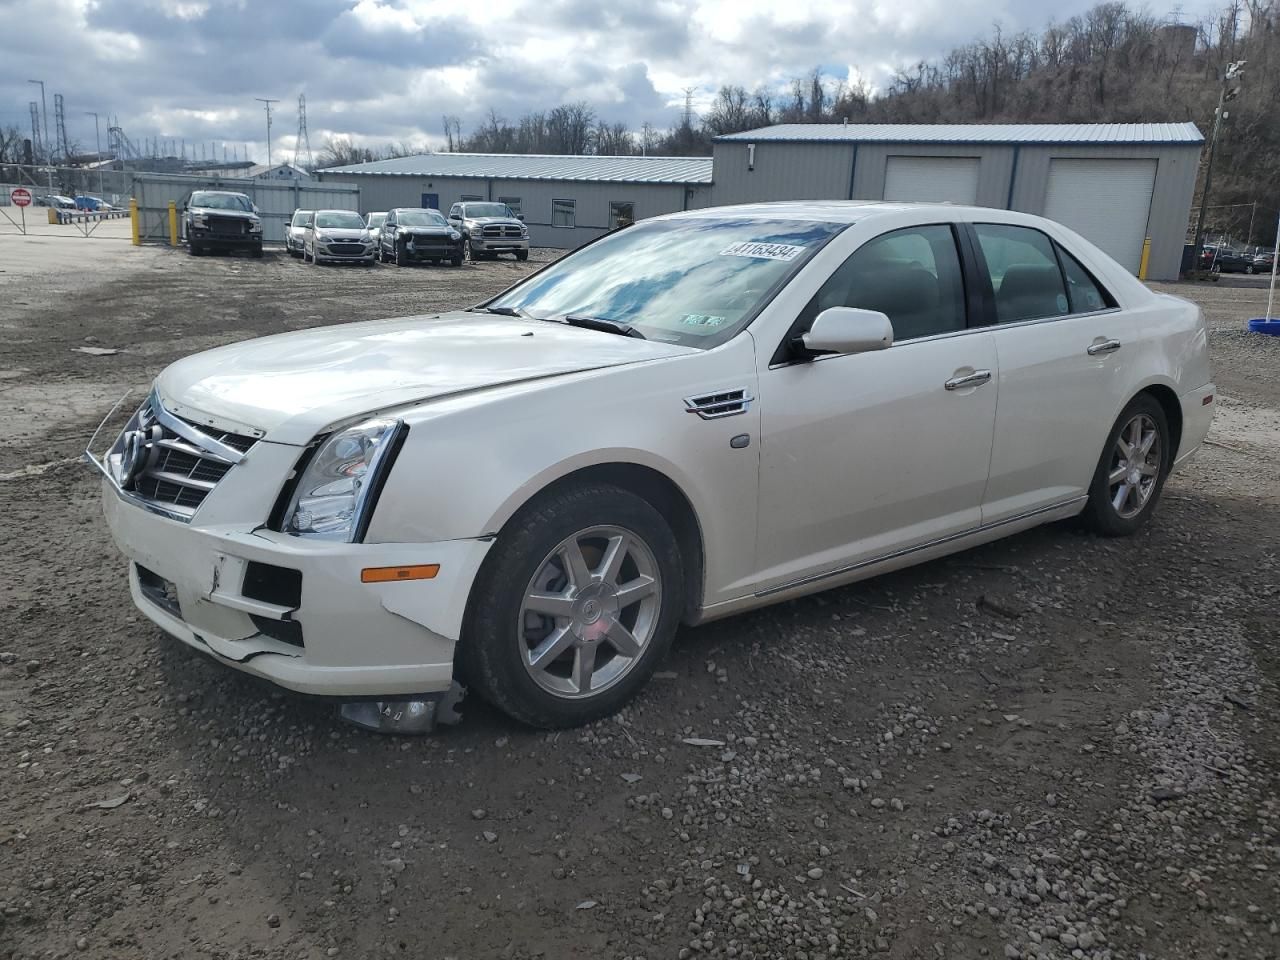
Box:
[29,101,41,160]
[293,93,314,171]
[682,87,696,129]
[54,93,68,162]
[255,97,279,166]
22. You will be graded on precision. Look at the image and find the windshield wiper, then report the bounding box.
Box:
[562,315,646,339]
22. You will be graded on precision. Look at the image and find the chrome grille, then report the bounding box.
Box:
[482,224,522,238]
[105,395,258,521]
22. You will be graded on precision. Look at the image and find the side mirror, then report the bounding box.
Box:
[799,307,894,356]
[516,214,525,222]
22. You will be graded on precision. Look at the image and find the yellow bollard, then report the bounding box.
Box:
[1138,237,1152,280]
[48,207,57,225]
[129,198,141,246]
[167,200,179,247]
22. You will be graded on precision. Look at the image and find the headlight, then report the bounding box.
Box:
[316,232,331,243]
[447,229,460,240]
[285,418,404,541]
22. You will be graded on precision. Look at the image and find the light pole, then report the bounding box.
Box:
[85,111,103,193]
[1191,60,1246,275]
[255,97,279,167]
[28,79,48,163]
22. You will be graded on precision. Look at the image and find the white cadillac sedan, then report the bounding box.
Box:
[89,202,1214,729]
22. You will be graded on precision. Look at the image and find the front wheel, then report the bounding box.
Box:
[1081,395,1170,536]
[451,254,463,267]
[188,241,202,257]
[251,243,264,259]
[460,484,684,728]
[395,240,408,266]
[516,249,529,262]
[1245,264,1255,275]
[464,238,478,262]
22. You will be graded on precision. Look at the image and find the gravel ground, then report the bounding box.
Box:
[1,241,1277,960]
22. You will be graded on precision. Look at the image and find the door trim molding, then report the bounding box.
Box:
[754,496,1087,598]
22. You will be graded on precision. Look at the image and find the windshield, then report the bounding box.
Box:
[464,203,514,219]
[291,210,313,227]
[398,210,447,227]
[191,192,252,211]
[487,216,844,348]
[366,213,386,228]
[315,211,365,229]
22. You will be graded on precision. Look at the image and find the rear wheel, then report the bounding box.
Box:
[461,484,684,728]
[1081,394,1170,536]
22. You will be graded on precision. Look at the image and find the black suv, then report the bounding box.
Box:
[185,190,263,257]
[378,208,464,266]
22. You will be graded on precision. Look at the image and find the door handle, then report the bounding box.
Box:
[944,370,993,391]
[1087,338,1122,356]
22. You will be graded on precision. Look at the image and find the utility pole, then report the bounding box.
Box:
[1192,60,1246,273]
[28,80,48,163]
[29,101,40,162]
[255,97,279,166]
[85,111,102,193]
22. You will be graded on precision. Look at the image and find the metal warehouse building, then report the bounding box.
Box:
[317,153,713,248]
[711,122,1204,280]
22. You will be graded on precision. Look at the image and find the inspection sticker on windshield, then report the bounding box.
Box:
[719,241,806,262]
[682,314,726,327]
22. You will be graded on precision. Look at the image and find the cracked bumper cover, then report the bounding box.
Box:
[101,481,491,697]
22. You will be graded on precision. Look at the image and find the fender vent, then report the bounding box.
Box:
[684,387,753,420]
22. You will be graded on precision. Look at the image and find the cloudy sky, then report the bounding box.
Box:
[1,0,1222,163]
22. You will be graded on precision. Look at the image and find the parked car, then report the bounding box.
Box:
[285,209,313,257]
[447,201,529,261]
[36,194,76,209]
[89,202,1214,730]
[74,195,113,211]
[378,208,463,266]
[1208,247,1257,274]
[1253,250,1276,274]
[365,211,386,245]
[304,209,375,265]
[184,190,263,258]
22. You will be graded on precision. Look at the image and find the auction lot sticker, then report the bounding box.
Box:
[719,241,806,261]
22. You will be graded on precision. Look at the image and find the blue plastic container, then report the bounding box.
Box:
[1248,318,1280,336]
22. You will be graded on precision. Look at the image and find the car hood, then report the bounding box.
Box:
[192,206,253,217]
[468,216,521,226]
[155,312,699,444]
[314,227,367,239]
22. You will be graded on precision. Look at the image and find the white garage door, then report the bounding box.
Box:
[884,157,981,204]
[1043,158,1157,274]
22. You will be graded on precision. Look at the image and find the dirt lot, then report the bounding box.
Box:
[1,237,1277,960]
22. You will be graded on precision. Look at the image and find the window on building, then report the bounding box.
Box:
[460,194,484,202]
[609,201,635,230]
[552,199,575,228]
[974,223,1070,324]
[798,225,967,342]
[498,196,521,216]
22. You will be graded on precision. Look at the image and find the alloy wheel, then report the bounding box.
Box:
[1107,413,1162,519]
[518,525,662,699]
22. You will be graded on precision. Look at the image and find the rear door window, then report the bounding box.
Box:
[1055,245,1113,314]
[974,224,1069,323]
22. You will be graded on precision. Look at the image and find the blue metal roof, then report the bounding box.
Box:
[715,122,1204,146]
[319,152,714,184]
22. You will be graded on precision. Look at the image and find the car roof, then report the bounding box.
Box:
[193,190,249,198]
[390,207,442,213]
[659,200,1054,227]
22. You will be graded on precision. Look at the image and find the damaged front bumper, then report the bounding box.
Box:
[95,472,492,704]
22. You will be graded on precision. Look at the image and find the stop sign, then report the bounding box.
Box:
[10,187,32,207]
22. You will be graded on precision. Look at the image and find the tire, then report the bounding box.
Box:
[460,483,684,728]
[188,241,202,257]
[1080,394,1171,537]
[516,250,529,262]
[252,243,264,259]
[451,255,463,267]
[395,240,409,267]
[464,237,478,262]
[378,244,388,264]
[1245,265,1255,275]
